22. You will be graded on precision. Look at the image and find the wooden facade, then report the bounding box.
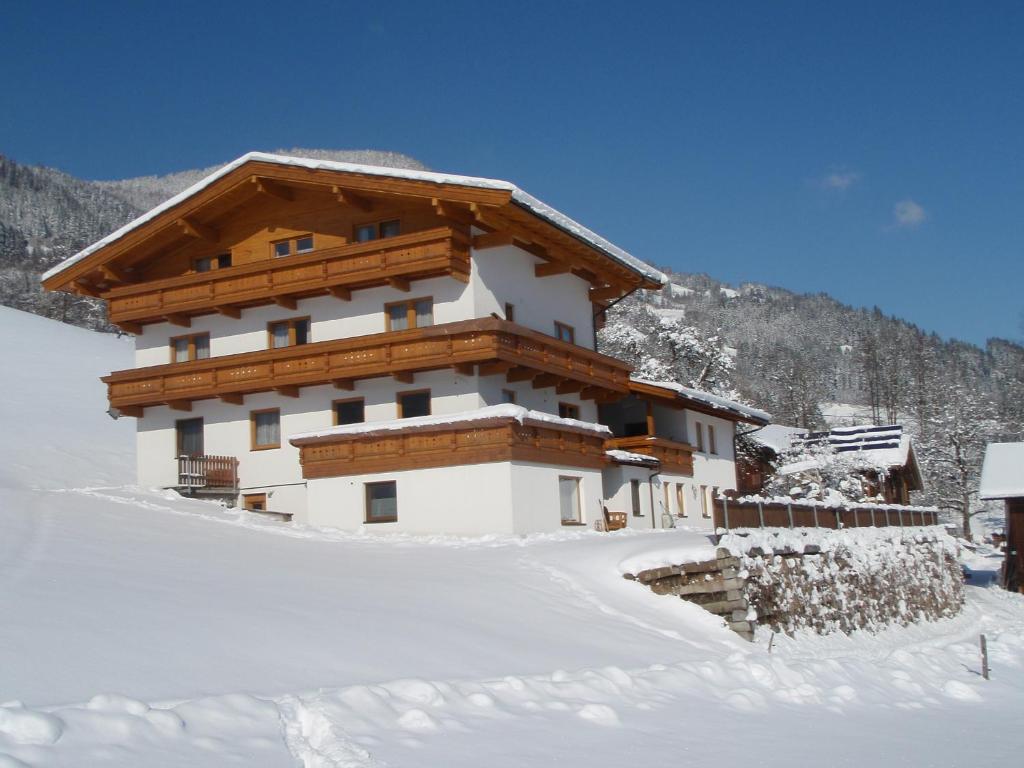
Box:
[293,414,609,479]
[103,318,632,413]
[604,435,695,475]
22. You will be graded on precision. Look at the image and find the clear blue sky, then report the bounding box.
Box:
[3,1,1022,346]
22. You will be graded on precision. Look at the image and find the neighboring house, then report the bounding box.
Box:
[979,442,1024,592]
[41,152,767,535]
[740,424,924,504]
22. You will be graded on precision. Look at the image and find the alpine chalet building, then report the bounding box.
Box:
[42,153,768,534]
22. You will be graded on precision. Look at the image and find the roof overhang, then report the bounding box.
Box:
[626,380,771,426]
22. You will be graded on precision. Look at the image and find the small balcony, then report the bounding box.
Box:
[177,454,239,493]
[105,226,471,328]
[604,435,695,476]
[103,318,633,413]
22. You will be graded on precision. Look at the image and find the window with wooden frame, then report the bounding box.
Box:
[695,421,705,452]
[504,302,515,322]
[194,253,232,273]
[554,321,575,344]
[630,479,642,517]
[175,417,204,457]
[676,484,687,517]
[333,397,365,426]
[385,297,433,331]
[700,484,710,518]
[170,333,210,363]
[501,389,517,404]
[268,317,310,349]
[271,234,314,258]
[250,408,281,450]
[708,424,718,455]
[397,390,431,419]
[355,219,400,243]
[559,476,582,525]
[365,481,398,523]
[558,402,580,420]
[243,493,267,512]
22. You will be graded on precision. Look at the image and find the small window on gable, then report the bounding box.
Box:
[333,398,365,426]
[295,236,314,253]
[195,253,232,273]
[501,389,517,404]
[554,322,575,344]
[398,390,431,419]
[379,219,401,238]
[272,235,314,258]
[558,402,580,420]
[268,318,310,348]
[356,219,400,242]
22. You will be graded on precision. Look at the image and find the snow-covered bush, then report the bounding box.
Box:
[764,438,885,504]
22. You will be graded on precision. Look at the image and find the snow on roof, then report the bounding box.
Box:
[748,424,807,454]
[631,377,771,424]
[43,151,667,286]
[979,442,1024,499]
[289,404,611,444]
[800,425,913,470]
[605,449,660,467]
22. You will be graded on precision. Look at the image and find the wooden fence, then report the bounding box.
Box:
[713,496,939,531]
[177,454,239,491]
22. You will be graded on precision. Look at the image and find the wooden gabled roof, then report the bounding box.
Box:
[41,152,666,295]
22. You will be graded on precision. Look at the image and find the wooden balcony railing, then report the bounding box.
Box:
[176,454,239,491]
[713,495,940,531]
[104,318,632,412]
[604,435,695,475]
[105,226,470,327]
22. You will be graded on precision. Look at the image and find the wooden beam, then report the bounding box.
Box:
[532,373,563,389]
[251,176,294,202]
[431,198,476,226]
[387,277,410,293]
[327,286,352,301]
[478,361,514,376]
[589,286,622,302]
[273,295,298,310]
[505,367,537,383]
[216,305,241,319]
[176,217,219,243]
[220,393,244,405]
[452,363,475,376]
[535,261,572,278]
[471,232,514,250]
[168,400,192,412]
[556,380,584,394]
[332,378,354,391]
[331,185,373,212]
[393,372,414,384]
[116,321,142,335]
[100,264,132,284]
[579,387,604,401]
[118,405,144,418]
[165,313,191,328]
[73,280,102,298]
[275,386,300,398]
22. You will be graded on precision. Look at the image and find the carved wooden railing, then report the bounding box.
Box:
[604,435,695,475]
[104,318,632,412]
[105,226,470,326]
[176,454,239,490]
[713,495,940,531]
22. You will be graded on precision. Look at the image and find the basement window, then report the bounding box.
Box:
[243,493,267,512]
[365,481,398,523]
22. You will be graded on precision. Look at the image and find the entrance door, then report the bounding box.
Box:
[176,418,204,457]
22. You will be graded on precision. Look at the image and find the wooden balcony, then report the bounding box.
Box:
[293,411,609,479]
[176,454,239,492]
[104,226,470,328]
[104,318,632,413]
[604,435,695,475]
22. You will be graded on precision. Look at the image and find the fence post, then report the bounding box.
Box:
[787,502,794,529]
[723,497,730,531]
[870,507,876,527]
[834,509,842,529]
[813,505,819,528]
[884,508,890,526]
[898,509,904,526]
[757,501,765,528]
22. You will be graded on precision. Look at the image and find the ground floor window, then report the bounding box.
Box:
[676,483,687,516]
[630,479,642,516]
[365,481,398,523]
[243,493,267,512]
[250,409,281,450]
[700,484,710,518]
[559,476,582,525]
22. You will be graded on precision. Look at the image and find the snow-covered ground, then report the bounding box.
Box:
[2,307,1023,767]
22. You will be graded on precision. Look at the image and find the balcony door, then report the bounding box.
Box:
[176,418,204,457]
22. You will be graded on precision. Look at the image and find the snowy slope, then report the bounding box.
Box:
[2,308,1024,767]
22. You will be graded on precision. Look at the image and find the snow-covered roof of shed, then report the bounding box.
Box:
[289,404,611,444]
[630,377,771,424]
[979,442,1024,500]
[801,425,913,470]
[42,151,667,286]
[747,424,807,454]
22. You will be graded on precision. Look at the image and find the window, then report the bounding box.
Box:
[251,409,281,450]
[558,402,580,420]
[356,219,400,242]
[676,484,687,517]
[170,333,210,363]
[333,398,365,426]
[501,389,517,404]
[398,390,431,419]
[194,253,231,272]
[268,318,310,348]
[708,424,717,455]
[176,418,204,457]
[504,302,515,322]
[365,481,397,523]
[559,476,582,524]
[699,484,710,518]
[695,421,705,452]
[385,298,433,331]
[243,493,267,512]
[272,235,314,258]
[630,479,642,517]
[554,321,575,344]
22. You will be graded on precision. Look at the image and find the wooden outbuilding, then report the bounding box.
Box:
[979,442,1024,592]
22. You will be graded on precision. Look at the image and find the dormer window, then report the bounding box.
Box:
[272,235,314,258]
[194,254,231,273]
[356,219,400,242]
